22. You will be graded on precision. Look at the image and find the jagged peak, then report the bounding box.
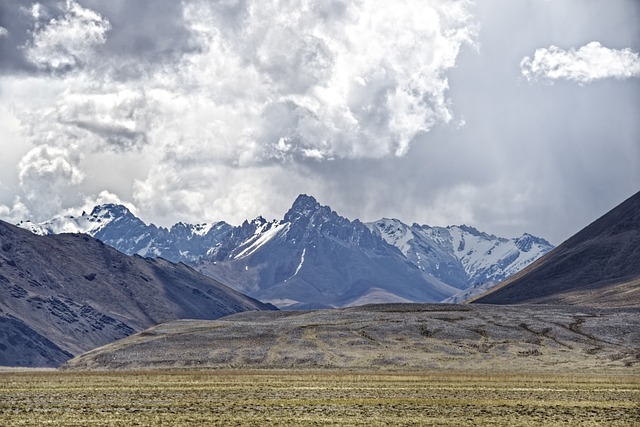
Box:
[374,218,406,227]
[89,203,135,219]
[284,194,327,223]
[290,194,320,210]
[241,216,268,228]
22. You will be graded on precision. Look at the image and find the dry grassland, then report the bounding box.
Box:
[1,370,638,426]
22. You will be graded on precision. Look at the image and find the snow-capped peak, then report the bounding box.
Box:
[368,219,554,289]
[515,233,552,252]
[284,194,326,223]
[89,203,134,221]
[16,204,129,236]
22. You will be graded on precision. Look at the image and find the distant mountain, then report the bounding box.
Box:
[196,195,457,309]
[470,191,640,307]
[17,195,554,308]
[0,220,275,367]
[19,204,232,263]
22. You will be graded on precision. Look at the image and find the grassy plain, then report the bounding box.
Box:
[1,370,638,426]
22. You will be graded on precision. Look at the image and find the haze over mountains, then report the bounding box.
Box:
[19,195,553,309]
[0,220,274,367]
[471,190,640,307]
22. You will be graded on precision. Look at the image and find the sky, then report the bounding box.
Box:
[0,0,638,245]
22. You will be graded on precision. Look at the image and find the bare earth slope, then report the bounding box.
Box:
[469,191,640,306]
[0,220,275,367]
[63,303,640,372]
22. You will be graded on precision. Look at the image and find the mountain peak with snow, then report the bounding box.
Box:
[369,219,554,291]
[88,203,135,220]
[514,233,552,252]
[17,194,554,308]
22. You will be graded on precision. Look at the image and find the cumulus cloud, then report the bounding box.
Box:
[520,41,640,83]
[1,0,478,223]
[0,198,30,224]
[0,26,8,38]
[17,145,84,218]
[24,0,111,72]
[56,89,150,151]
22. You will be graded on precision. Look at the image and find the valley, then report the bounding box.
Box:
[1,191,638,426]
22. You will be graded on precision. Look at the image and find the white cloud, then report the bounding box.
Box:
[56,88,150,151]
[0,26,8,38]
[24,0,111,71]
[17,145,84,219]
[521,41,640,83]
[0,198,30,224]
[3,0,478,224]
[167,0,477,161]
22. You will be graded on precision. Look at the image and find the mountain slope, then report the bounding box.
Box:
[0,220,275,367]
[470,191,640,306]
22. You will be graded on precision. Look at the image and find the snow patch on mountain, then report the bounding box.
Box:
[293,248,306,276]
[373,218,415,255]
[235,220,289,259]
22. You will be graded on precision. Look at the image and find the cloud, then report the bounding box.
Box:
[0,198,30,224]
[0,26,8,38]
[1,0,638,247]
[103,0,479,168]
[17,145,84,218]
[24,0,111,72]
[520,41,640,84]
[1,0,478,224]
[56,89,150,151]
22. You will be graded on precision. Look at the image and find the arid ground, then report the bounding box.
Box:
[1,370,638,426]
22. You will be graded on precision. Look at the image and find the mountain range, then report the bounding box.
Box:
[18,195,554,308]
[61,191,640,373]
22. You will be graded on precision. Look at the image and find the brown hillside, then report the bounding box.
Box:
[469,191,640,306]
[0,220,275,367]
